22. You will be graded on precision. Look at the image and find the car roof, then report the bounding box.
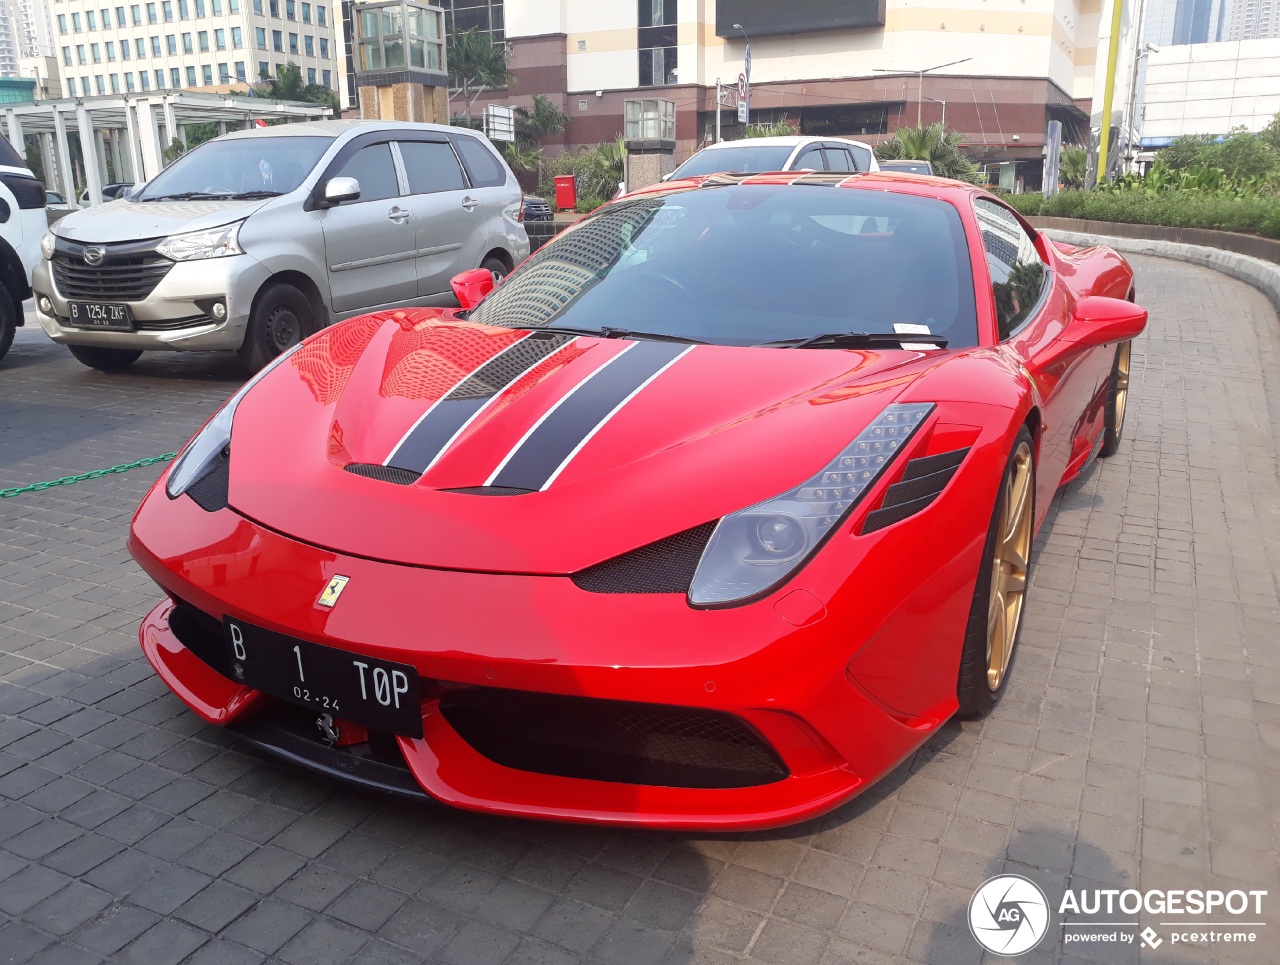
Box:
[218,119,465,141]
[699,136,821,149]
[634,169,987,203]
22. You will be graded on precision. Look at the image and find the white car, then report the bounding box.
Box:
[0,136,48,361]
[669,135,880,180]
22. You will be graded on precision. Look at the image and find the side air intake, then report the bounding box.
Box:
[861,448,970,534]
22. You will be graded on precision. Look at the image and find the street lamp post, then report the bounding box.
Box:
[873,57,971,128]
[731,22,750,126]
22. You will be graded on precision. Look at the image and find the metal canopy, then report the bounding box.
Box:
[4,91,330,206]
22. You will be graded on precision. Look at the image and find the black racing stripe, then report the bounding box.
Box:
[386,332,572,474]
[491,341,689,491]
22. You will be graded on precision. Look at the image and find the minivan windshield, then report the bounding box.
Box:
[670,145,795,179]
[470,183,979,349]
[136,135,333,201]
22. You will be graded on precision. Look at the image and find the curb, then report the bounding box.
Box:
[1041,228,1280,316]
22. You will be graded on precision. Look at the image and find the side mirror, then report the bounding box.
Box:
[321,176,360,206]
[1068,295,1147,346]
[451,267,496,310]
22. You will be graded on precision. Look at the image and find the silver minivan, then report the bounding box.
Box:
[33,119,529,371]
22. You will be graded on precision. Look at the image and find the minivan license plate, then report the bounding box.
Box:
[223,617,423,738]
[68,301,132,329]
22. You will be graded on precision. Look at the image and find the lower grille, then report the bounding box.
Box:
[169,599,232,677]
[135,315,214,332]
[440,687,788,788]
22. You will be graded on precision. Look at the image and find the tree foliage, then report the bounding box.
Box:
[537,138,626,203]
[742,115,797,138]
[875,123,981,183]
[516,94,568,145]
[1059,145,1088,189]
[257,61,338,111]
[1159,128,1279,180]
[448,28,512,123]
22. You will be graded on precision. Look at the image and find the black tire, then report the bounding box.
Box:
[481,256,509,285]
[0,288,15,362]
[67,344,143,371]
[957,426,1036,719]
[1099,340,1131,458]
[239,282,316,373]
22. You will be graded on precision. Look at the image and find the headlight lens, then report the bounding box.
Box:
[166,341,302,498]
[688,402,935,606]
[156,221,244,261]
[40,231,55,259]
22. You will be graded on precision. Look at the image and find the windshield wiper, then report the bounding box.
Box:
[140,191,233,201]
[759,331,949,350]
[514,325,709,345]
[228,190,283,199]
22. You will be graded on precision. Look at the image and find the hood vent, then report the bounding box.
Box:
[344,463,419,485]
[862,447,970,534]
[443,486,535,496]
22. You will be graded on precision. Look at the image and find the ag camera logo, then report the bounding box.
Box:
[969,875,1050,955]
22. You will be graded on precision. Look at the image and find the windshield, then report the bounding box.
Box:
[670,145,795,179]
[136,135,333,200]
[882,161,932,175]
[470,183,979,348]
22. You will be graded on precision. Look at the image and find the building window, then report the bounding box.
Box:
[232,26,242,47]
[625,98,675,140]
[182,32,192,52]
[58,14,67,34]
[303,34,312,55]
[95,75,105,93]
[147,3,157,23]
[76,44,86,63]
[186,65,197,86]
[253,0,262,11]
[136,38,145,57]
[162,1,173,21]
[72,12,82,31]
[288,32,298,53]
[179,0,189,19]
[301,2,310,22]
[235,60,245,79]
[121,40,130,59]
[217,61,228,81]
[258,60,269,78]
[318,36,328,58]
[106,41,115,60]
[638,0,677,87]
[316,4,324,25]
[199,30,209,51]
[322,68,330,87]
[67,77,77,96]
[132,3,142,23]
[196,0,206,14]
[202,65,213,84]
[100,8,111,28]
[286,0,295,19]
[215,28,225,49]
[166,34,177,54]
[63,46,73,66]
[255,26,265,48]
[272,29,282,51]
[87,10,97,29]
[435,0,501,42]
[155,68,166,87]
[171,66,181,85]
[269,0,279,16]
[357,4,444,70]
[91,43,101,63]
[307,66,315,84]
[126,72,135,90]
[230,0,239,11]
[141,72,150,89]
[117,5,127,24]
[151,36,161,55]
[110,73,120,92]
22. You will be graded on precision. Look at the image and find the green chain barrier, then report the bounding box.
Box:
[0,452,178,499]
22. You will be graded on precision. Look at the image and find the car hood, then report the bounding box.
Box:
[226,310,946,573]
[52,198,271,242]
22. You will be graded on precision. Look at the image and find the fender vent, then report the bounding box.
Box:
[572,522,716,594]
[187,451,230,512]
[862,447,970,534]
[344,463,419,485]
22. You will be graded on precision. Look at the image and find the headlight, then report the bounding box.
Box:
[40,231,55,259]
[688,402,935,606]
[156,221,244,261]
[166,342,302,498]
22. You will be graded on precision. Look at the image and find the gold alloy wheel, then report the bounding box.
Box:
[1113,341,1131,436]
[986,442,1034,691]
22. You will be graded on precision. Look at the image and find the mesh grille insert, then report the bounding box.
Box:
[344,463,420,485]
[862,447,970,534]
[440,687,788,788]
[187,452,230,512]
[443,486,535,496]
[169,599,232,677]
[572,522,716,594]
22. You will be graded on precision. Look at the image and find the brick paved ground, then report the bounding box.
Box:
[0,254,1277,964]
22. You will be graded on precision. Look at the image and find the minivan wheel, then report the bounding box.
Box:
[0,289,15,361]
[240,282,315,372]
[67,344,143,371]
[481,256,508,285]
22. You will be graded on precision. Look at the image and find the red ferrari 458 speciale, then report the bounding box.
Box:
[130,171,1146,829]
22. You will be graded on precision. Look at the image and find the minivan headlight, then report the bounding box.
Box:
[40,231,55,260]
[156,221,244,261]
[166,342,302,498]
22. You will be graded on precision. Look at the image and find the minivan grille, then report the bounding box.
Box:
[52,237,173,302]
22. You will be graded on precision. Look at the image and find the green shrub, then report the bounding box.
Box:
[1018,188,1280,239]
[575,195,605,213]
[1005,194,1045,217]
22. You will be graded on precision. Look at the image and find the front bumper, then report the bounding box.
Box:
[130,484,970,830]
[32,251,269,352]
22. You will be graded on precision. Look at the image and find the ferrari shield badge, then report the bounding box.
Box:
[317,575,350,608]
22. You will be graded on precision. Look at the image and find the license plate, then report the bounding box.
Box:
[68,301,133,330]
[223,617,423,738]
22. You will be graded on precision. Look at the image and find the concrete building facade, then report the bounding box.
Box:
[47,0,340,97]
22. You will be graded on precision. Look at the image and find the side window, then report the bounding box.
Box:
[335,142,399,202]
[793,147,825,171]
[824,148,855,172]
[973,197,1047,340]
[848,144,873,172]
[451,135,507,188]
[398,140,466,194]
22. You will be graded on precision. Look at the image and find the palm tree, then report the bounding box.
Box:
[516,94,568,146]
[876,123,981,183]
[1059,145,1088,189]
[501,142,543,174]
[259,61,338,112]
[448,28,512,125]
[743,115,797,138]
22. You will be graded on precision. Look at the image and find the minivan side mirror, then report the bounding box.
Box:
[451,268,496,310]
[321,176,361,206]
